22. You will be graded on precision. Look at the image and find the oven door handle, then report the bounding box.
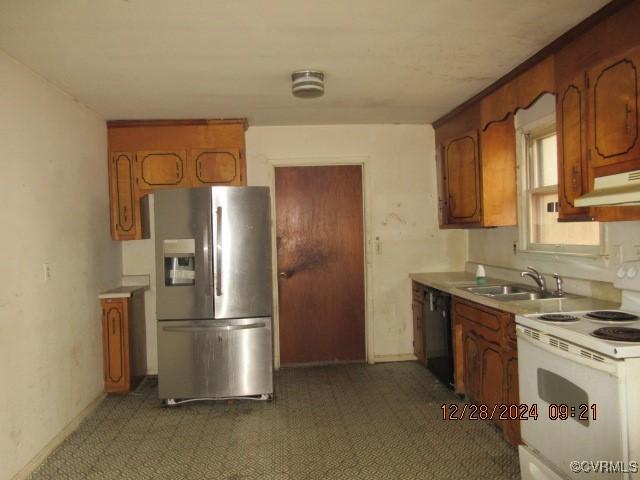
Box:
[516,329,620,375]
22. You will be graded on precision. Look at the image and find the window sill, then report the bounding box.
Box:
[516,248,605,261]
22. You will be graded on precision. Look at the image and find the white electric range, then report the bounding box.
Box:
[516,261,640,480]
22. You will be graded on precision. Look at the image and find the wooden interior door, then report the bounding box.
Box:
[444,131,481,224]
[275,165,365,364]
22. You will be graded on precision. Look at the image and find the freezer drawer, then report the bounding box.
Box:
[157,317,273,399]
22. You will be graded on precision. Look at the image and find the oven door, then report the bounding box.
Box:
[517,326,628,480]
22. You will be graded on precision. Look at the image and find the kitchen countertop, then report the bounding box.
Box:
[409,271,619,315]
[98,285,148,299]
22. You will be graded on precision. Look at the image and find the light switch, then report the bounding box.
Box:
[43,263,51,281]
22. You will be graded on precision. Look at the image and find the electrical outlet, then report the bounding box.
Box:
[634,245,640,259]
[610,245,624,264]
[43,263,51,281]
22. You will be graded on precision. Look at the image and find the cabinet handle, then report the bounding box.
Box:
[197,159,202,178]
[625,103,632,134]
[112,318,115,335]
[176,162,180,180]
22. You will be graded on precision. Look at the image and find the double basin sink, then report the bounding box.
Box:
[463,284,580,302]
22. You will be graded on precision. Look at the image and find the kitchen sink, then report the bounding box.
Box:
[464,285,536,295]
[463,284,581,302]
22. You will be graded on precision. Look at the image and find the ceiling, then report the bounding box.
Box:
[0,0,610,126]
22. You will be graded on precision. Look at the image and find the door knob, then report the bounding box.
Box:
[279,271,289,278]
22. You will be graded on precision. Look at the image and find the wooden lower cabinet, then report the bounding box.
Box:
[502,349,521,445]
[453,297,521,446]
[412,282,426,364]
[461,328,481,401]
[100,293,147,393]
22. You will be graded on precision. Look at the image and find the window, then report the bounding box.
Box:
[518,118,602,255]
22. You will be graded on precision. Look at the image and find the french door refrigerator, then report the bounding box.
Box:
[154,187,273,402]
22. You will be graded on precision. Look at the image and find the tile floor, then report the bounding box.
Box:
[29,362,520,479]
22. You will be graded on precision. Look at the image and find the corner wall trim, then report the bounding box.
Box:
[11,392,106,480]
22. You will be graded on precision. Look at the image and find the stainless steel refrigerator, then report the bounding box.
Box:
[154,186,273,402]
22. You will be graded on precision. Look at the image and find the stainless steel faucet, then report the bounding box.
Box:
[520,266,546,293]
[552,273,564,297]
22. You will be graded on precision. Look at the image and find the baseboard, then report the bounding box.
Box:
[373,353,417,363]
[11,392,106,480]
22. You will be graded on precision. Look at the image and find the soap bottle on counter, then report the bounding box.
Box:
[476,265,487,285]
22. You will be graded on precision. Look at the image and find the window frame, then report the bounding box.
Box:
[516,114,605,257]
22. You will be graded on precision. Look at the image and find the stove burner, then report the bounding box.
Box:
[591,327,640,342]
[585,311,638,322]
[538,314,579,322]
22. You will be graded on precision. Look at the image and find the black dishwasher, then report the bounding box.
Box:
[423,287,454,389]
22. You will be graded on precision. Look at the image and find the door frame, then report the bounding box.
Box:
[267,155,374,368]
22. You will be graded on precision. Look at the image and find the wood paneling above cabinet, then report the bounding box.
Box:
[480,56,555,131]
[107,119,247,240]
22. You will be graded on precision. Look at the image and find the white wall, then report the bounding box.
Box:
[0,51,121,480]
[247,125,467,359]
[122,124,467,369]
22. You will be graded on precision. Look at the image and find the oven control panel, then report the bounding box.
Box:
[614,260,640,290]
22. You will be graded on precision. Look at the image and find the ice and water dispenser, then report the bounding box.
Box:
[163,239,196,286]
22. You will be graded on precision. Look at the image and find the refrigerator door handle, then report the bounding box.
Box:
[215,206,222,296]
[162,322,266,333]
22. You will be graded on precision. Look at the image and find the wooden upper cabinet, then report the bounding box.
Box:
[480,118,517,227]
[588,47,640,173]
[136,150,189,191]
[190,148,244,186]
[109,152,140,240]
[107,119,247,240]
[437,116,517,229]
[556,78,593,221]
[443,130,481,225]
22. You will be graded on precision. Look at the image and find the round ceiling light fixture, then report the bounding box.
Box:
[291,70,324,98]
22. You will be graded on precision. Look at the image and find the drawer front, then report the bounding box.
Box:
[157,318,273,399]
[454,300,501,331]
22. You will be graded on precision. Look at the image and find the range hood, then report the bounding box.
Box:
[574,169,640,207]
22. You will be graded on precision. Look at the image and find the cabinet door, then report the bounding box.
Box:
[109,152,138,240]
[412,300,426,364]
[480,118,517,227]
[136,150,190,191]
[102,299,130,393]
[480,339,504,414]
[462,325,481,402]
[190,149,244,186]
[502,350,522,445]
[588,47,640,172]
[557,80,593,221]
[444,131,481,224]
